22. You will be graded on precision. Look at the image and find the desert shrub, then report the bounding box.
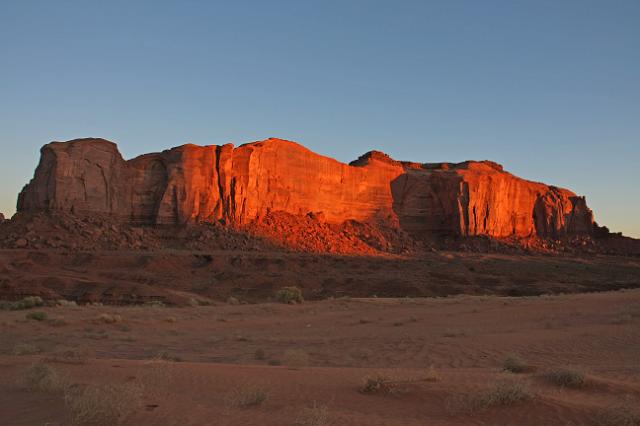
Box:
[295,402,331,426]
[12,296,44,310]
[23,362,67,392]
[65,383,142,426]
[83,330,109,340]
[447,378,532,414]
[26,311,47,321]
[47,347,92,364]
[95,313,122,324]
[481,379,531,406]
[254,348,266,360]
[56,299,78,307]
[13,343,40,356]
[145,300,166,308]
[543,368,587,388]
[116,323,131,332]
[594,399,640,426]
[268,359,282,366]
[153,350,182,362]
[47,317,68,327]
[424,365,441,382]
[276,287,304,304]
[226,296,240,305]
[189,297,213,306]
[165,316,177,323]
[283,349,310,367]
[224,384,269,408]
[503,354,529,373]
[359,373,401,395]
[442,329,466,338]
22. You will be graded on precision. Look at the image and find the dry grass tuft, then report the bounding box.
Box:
[503,353,529,373]
[46,347,92,364]
[441,329,466,338]
[47,317,69,327]
[224,384,269,408]
[447,378,532,414]
[295,401,332,426]
[95,313,122,324]
[23,362,68,393]
[26,311,48,321]
[2,296,44,311]
[283,349,310,367]
[359,372,409,396]
[13,343,41,356]
[542,367,587,388]
[153,350,182,362]
[65,382,142,426]
[594,399,640,426]
[424,365,441,382]
[276,286,304,304]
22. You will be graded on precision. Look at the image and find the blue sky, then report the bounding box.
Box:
[1,0,638,237]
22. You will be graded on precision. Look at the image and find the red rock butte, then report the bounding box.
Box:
[18,137,596,240]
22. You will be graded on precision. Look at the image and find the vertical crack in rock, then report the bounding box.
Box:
[18,137,597,241]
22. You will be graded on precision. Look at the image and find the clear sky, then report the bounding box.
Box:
[1,0,638,237]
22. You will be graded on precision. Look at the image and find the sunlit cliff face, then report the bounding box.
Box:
[18,137,594,240]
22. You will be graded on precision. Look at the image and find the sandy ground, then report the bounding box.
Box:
[1,290,639,425]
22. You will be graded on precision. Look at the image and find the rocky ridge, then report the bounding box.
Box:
[18,137,600,243]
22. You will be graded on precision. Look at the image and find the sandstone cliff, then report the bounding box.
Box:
[17,137,596,240]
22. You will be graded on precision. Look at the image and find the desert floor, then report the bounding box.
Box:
[2,249,640,304]
[1,289,639,425]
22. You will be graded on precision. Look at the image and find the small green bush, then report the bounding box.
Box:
[276,287,304,304]
[26,311,48,321]
[8,296,44,310]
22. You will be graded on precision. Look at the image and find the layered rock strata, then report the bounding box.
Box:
[18,138,595,239]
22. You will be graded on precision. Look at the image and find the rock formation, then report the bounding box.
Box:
[0,212,5,222]
[18,137,596,240]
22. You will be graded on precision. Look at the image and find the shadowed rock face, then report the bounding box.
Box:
[17,137,595,239]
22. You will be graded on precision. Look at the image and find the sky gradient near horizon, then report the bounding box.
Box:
[1,0,638,237]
